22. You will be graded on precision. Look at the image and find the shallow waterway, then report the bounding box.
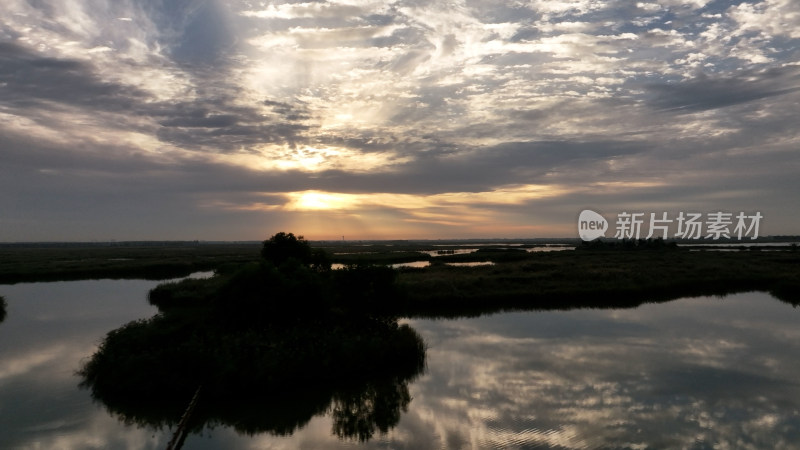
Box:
[0,279,798,449]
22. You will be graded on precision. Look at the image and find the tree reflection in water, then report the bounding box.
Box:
[80,314,426,443]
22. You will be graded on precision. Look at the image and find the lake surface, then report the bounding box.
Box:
[1,280,799,449]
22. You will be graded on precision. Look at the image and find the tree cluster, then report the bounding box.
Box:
[80,232,425,442]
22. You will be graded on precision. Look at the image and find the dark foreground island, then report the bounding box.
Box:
[79,234,426,446]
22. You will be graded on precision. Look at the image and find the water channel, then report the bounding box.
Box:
[1,279,798,449]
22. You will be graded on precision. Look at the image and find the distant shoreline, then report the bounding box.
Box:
[1,242,799,316]
[1,235,799,247]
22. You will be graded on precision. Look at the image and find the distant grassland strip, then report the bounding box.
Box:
[0,243,261,283]
[395,250,800,317]
[1,243,798,317]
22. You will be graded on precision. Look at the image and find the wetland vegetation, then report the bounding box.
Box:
[0,241,260,283]
[2,235,798,317]
[78,233,426,444]
[396,242,800,318]
[3,233,799,447]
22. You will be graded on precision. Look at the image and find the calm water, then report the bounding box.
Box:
[1,280,799,449]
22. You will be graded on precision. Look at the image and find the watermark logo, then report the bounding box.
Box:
[578,209,608,241]
[578,210,763,241]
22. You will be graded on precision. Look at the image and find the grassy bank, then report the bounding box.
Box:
[0,242,261,283]
[0,240,555,283]
[395,248,800,317]
[2,241,799,319]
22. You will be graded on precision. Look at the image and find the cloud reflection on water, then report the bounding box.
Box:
[400,292,800,449]
[202,291,800,449]
[2,282,799,449]
[0,279,168,449]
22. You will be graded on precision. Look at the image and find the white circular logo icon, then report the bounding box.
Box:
[578,210,608,241]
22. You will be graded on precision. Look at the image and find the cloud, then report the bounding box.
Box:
[0,42,145,111]
[645,66,800,112]
[0,40,313,153]
[166,0,238,63]
[1,0,799,239]
[153,99,311,151]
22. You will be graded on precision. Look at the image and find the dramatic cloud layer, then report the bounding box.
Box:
[1,0,798,240]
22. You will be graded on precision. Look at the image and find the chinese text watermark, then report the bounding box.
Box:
[578,210,762,242]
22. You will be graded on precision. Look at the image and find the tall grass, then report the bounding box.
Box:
[396,249,800,318]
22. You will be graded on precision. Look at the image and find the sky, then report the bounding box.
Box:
[1,0,798,241]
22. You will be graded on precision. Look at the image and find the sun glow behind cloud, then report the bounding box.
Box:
[218,145,411,173]
[284,184,571,212]
[270,184,577,237]
[273,184,579,238]
[286,191,359,211]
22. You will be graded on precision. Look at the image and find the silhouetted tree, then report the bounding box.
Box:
[261,232,313,267]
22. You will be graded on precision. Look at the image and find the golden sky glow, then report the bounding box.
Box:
[283,184,568,211]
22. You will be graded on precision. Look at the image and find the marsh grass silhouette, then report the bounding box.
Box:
[0,242,261,284]
[394,248,800,318]
[79,233,426,442]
